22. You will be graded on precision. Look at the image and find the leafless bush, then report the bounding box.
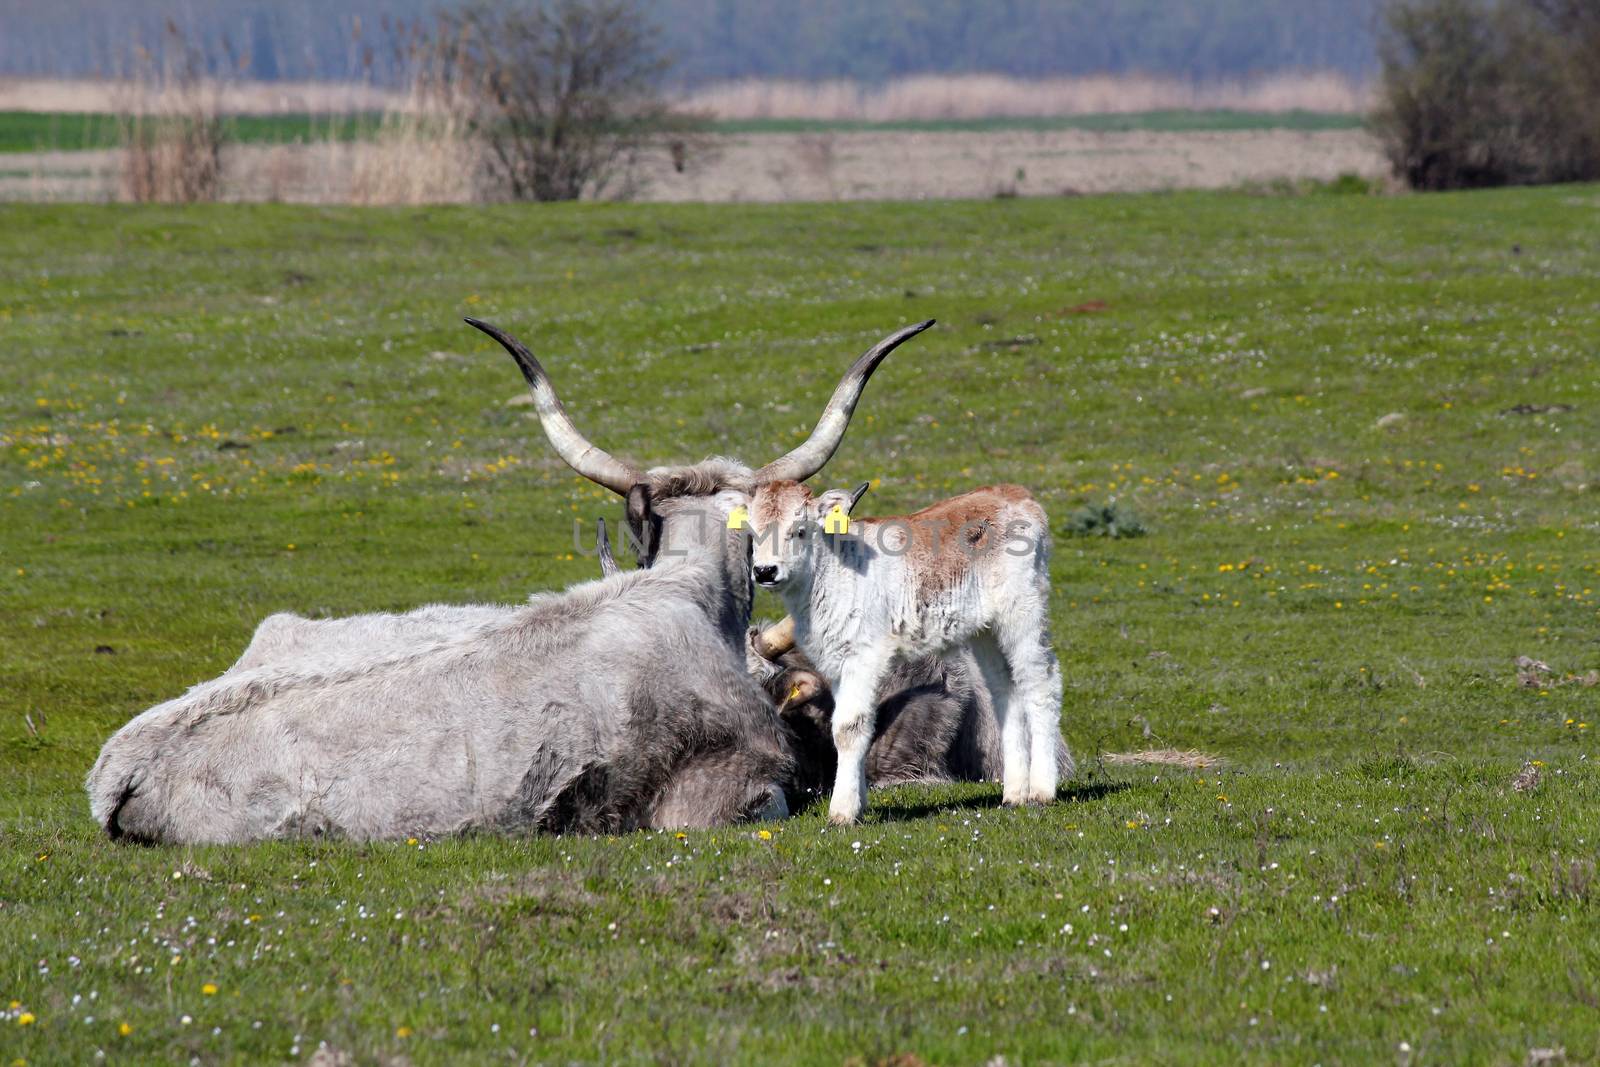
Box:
[1372,0,1600,189]
[419,0,707,201]
[116,21,225,203]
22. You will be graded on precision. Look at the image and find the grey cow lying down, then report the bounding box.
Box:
[86,551,795,843]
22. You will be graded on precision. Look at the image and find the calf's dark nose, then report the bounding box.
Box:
[753,564,780,585]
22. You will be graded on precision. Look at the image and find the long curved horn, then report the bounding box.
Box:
[465,317,642,496]
[756,319,935,484]
[753,616,796,660]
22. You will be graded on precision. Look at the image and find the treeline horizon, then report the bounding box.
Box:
[0,0,1382,86]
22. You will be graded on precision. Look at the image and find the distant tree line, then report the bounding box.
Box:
[1374,0,1600,188]
[0,0,1382,86]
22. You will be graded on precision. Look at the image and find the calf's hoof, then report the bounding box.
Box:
[826,809,859,826]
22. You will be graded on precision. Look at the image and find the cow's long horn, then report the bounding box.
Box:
[755,319,935,484]
[753,616,796,660]
[466,317,642,496]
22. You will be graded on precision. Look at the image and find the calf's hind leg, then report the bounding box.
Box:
[969,630,1029,805]
[997,613,1062,805]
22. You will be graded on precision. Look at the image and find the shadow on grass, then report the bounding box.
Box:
[789,779,1133,823]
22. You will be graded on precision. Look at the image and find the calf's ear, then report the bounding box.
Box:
[777,669,825,713]
[813,487,857,520]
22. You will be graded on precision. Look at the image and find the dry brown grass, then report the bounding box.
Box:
[5,71,1368,121]
[0,77,399,115]
[1101,749,1225,770]
[346,102,482,206]
[682,71,1371,121]
[115,82,226,204]
[112,30,228,204]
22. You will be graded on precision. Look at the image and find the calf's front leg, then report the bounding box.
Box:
[826,648,892,825]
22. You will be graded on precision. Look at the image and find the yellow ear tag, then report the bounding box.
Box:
[824,505,850,535]
[788,684,803,702]
[726,504,749,530]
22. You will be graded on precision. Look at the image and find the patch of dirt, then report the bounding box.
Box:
[470,867,600,911]
[1511,761,1541,794]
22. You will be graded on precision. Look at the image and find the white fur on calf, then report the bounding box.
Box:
[748,482,1066,824]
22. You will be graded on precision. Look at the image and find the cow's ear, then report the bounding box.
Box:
[625,482,661,566]
[713,488,751,526]
[625,482,652,527]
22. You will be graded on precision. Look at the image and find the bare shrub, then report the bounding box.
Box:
[1372,0,1600,189]
[418,0,706,202]
[116,21,225,203]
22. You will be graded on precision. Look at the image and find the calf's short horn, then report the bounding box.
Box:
[753,616,797,660]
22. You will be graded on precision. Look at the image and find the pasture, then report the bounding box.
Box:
[3,187,1599,1064]
[0,109,1362,156]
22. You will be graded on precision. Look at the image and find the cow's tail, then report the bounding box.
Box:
[85,739,162,844]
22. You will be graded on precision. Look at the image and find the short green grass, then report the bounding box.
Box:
[0,108,1361,154]
[0,111,382,154]
[3,188,1599,1065]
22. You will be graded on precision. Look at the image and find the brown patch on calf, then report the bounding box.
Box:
[859,484,1039,604]
[753,481,1044,609]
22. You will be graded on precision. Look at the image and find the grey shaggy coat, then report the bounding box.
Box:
[86,469,793,843]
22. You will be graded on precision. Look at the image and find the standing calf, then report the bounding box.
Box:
[747,482,1064,824]
[597,519,1072,808]
[741,616,1075,804]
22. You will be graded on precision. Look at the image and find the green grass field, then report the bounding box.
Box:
[3,187,1599,1065]
[0,112,383,154]
[0,108,1361,154]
